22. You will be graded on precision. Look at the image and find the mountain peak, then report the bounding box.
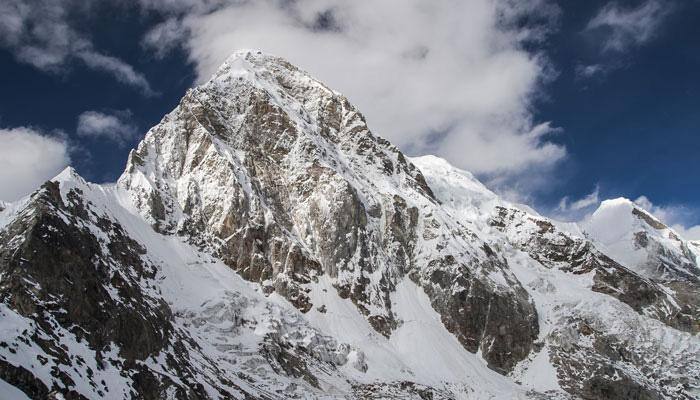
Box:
[219,48,290,69]
[206,49,336,99]
[210,49,285,81]
[589,197,668,233]
[584,196,698,281]
[50,166,85,186]
[116,49,541,375]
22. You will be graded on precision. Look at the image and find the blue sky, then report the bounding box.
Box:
[0,0,698,236]
[535,0,700,226]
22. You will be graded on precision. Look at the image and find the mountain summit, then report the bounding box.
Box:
[1,50,698,399]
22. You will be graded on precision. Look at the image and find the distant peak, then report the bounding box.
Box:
[51,166,86,186]
[597,197,634,209]
[592,197,640,220]
[593,197,666,230]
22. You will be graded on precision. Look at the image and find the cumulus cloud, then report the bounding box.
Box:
[0,0,153,94]
[0,126,71,201]
[153,0,565,178]
[77,110,138,145]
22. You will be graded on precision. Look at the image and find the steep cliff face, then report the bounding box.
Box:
[117,50,539,374]
[0,51,698,400]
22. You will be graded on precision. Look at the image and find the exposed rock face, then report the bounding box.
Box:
[117,50,538,373]
[0,176,246,399]
[0,51,698,400]
[0,171,371,399]
[488,205,699,333]
[483,205,700,398]
[411,155,700,400]
[412,256,538,374]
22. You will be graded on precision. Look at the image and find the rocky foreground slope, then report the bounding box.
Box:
[0,50,698,399]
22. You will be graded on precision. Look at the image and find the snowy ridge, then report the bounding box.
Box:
[413,155,700,399]
[0,50,698,399]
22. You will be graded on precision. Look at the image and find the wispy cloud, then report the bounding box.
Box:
[585,0,674,53]
[76,52,154,96]
[578,0,675,80]
[77,110,138,146]
[141,18,189,59]
[675,226,700,241]
[575,63,609,80]
[549,185,601,221]
[0,0,153,94]
[558,185,600,212]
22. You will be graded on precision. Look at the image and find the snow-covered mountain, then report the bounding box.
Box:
[583,198,699,281]
[0,50,698,400]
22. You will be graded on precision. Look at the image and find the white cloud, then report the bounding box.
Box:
[136,0,221,14]
[77,110,138,145]
[76,52,154,96]
[575,64,609,80]
[633,195,700,241]
[585,0,673,53]
[559,185,600,212]
[0,0,153,94]
[549,185,601,221]
[632,195,656,214]
[141,18,188,59]
[576,1,674,82]
[163,0,564,177]
[674,225,700,241]
[0,126,71,201]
